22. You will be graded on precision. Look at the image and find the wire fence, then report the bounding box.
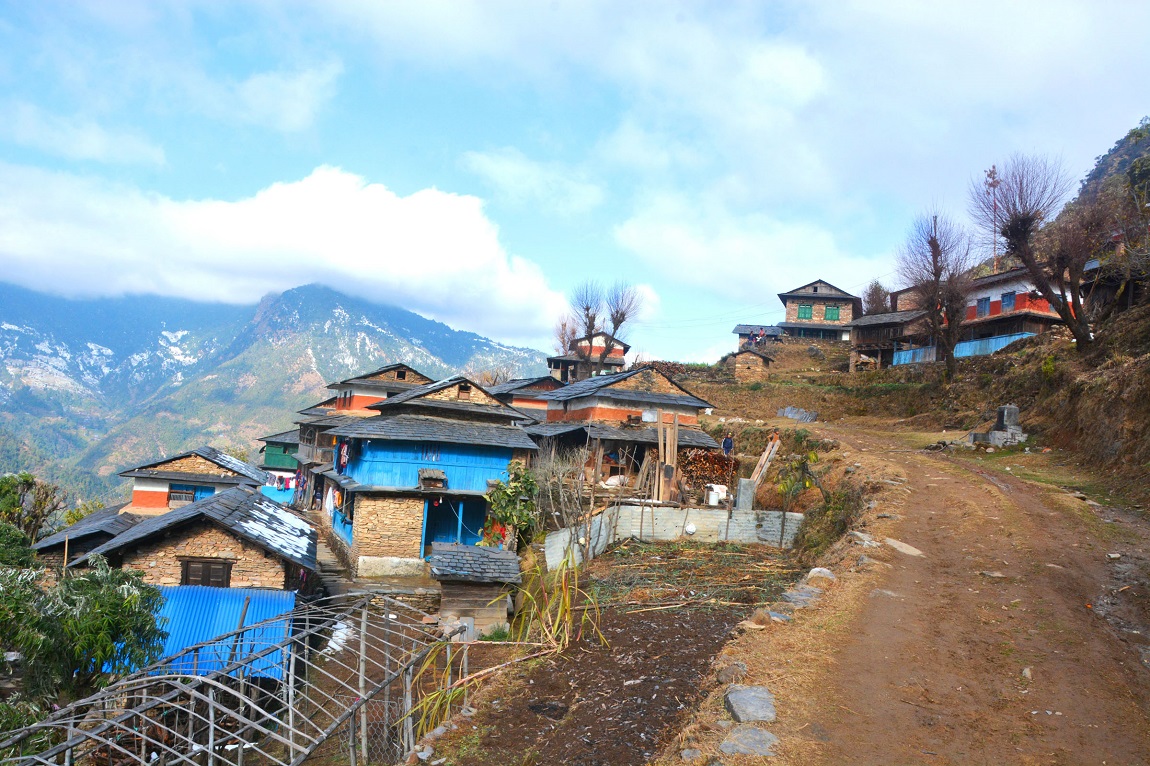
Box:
[0,593,470,766]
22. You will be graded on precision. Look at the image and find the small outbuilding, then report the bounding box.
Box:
[726,348,774,382]
[429,542,522,640]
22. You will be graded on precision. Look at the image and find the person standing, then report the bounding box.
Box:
[722,432,734,456]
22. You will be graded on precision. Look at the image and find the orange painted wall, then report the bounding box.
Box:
[335,394,386,411]
[131,489,169,508]
[546,404,698,426]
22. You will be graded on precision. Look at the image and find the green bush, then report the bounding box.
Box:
[479,624,511,641]
[791,481,865,562]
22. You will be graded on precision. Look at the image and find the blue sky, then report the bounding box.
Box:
[0,1,1146,361]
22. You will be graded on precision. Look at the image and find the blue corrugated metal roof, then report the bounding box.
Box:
[156,586,296,679]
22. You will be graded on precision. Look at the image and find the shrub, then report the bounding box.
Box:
[791,481,865,562]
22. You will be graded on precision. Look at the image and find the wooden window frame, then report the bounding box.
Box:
[457,383,472,400]
[180,557,233,588]
[396,369,407,380]
[797,304,813,320]
[824,305,840,321]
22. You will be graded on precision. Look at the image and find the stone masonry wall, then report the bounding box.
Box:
[120,521,286,588]
[784,299,853,325]
[366,368,434,385]
[423,382,502,407]
[731,353,770,382]
[352,494,425,561]
[161,454,239,477]
[609,368,682,395]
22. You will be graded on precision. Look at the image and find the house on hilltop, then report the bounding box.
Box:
[34,502,142,568]
[119,446,268,515]
[257,428,301,502]
[326,363,435,412]
[317,376,537,578]
[776,281,860,340]
[69,486,317,591]
[844,309,930,370]
[547,332,630,383]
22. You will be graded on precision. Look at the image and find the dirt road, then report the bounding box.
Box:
[808,426,1150,765]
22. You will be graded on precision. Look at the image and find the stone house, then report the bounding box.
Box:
[34,502,142,568]
[485,376,566,415]
[776,280,861,340]
[524,366,719,488]
[293,364,435,512]
[547,332,630,383]
[725,348,774,382]
[70,486,317,591]
[319,376,538,578]
[120,446,269,516]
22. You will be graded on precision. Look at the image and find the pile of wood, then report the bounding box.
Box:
[679,449,737,488]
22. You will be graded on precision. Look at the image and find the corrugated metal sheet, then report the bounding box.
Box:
[892,346,938,365]
[955,333,1035,358]
[156,586,296,679]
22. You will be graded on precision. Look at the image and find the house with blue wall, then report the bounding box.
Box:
[320,376,537,578]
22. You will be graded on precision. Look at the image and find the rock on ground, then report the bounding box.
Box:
[884,537,925,557]
[719,725,780,756]
[724,684,777,723]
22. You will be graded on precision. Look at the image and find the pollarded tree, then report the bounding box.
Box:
[565,280,644,380]
[896,212,975,380]
[968,153,1094,349]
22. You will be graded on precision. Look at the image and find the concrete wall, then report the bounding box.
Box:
[544,504,804,570]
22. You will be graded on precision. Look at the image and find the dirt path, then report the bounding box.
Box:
[809,426,1150,765]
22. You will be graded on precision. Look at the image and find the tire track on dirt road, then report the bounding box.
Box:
[809,428,1150,765]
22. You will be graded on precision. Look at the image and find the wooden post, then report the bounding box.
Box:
[348,711,358,766]
[358,606,368,765]
[445,642,454,720]
[206,688,215,766]
[286,640,297,757]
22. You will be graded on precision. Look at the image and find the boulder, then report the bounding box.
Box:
[719,725,780,756]
[724,685,777,723]
[805,567,836,585]
[716,661,747,684]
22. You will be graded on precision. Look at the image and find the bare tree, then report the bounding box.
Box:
[470,364,517,386]
[861,280,892,315]
[967,154,1092,348]
[553,314,578,355]
[0,472,67,541]
[896,212,975,379]
[565,280,644,380]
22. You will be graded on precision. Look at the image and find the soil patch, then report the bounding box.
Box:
[432,542,801,765]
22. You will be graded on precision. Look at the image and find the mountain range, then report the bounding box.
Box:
[0,283,548,504]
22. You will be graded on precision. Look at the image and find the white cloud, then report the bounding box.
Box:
[0,102,165,165]
[0,163,566,346]
[229,61,344,132]
[461,147,603,215]
[614,191,884,304]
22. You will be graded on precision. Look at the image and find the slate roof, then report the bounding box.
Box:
[326,413,539,451]
[546,353,626,364]
[365,376,530,420]
[732,324,784,336]
[33,503,137,551]
[523,422,720,449]
[429,542,522,584]
[486,377,566,395]
[732,348,775,362]
[328,363,431,386]
[294,413,365,428]
[73,487,317,571]
[844,309,928,328]
[120,446,269,484]
[258,429,301,445]
[777,280,859,300]
[536,367,713,409]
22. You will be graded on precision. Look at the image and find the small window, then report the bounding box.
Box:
[421,444,441,462]
[396,369,407,381]
[812,286,819,292]
[824,305,840,321]
[797,304,813,320]
[1001,292,1015,312]
[976,297,990,318]
[181,558,232,587]
[457,383,472,400]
